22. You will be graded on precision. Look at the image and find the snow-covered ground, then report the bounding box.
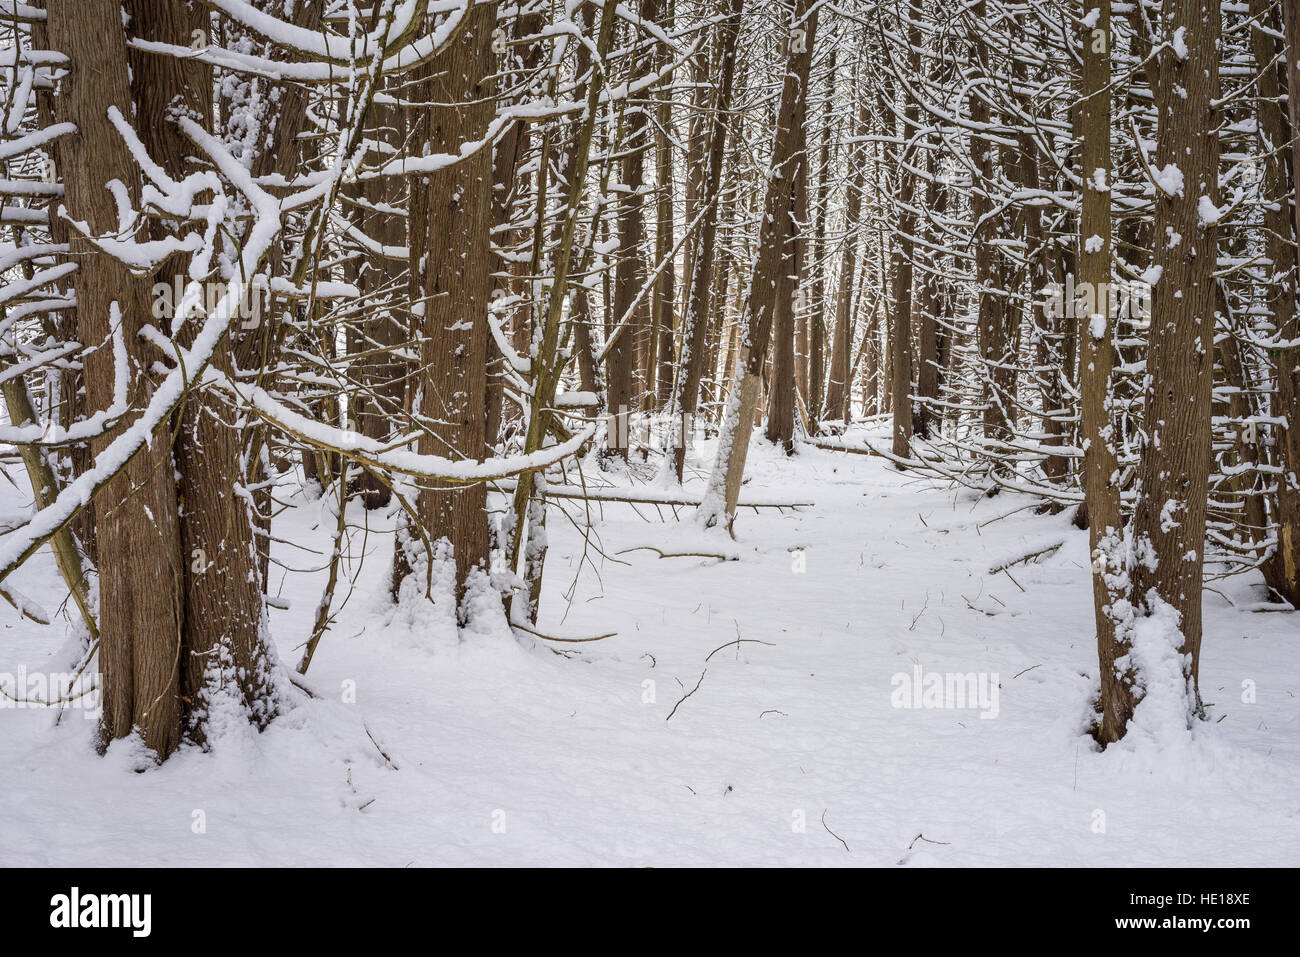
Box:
[2,430,1297,866]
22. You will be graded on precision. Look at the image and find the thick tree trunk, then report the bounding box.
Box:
[1270,0,1300,602]
[128,0,276,739]
[50,0,186,758]
[1126,0,1220,713]
[396,2,497,613]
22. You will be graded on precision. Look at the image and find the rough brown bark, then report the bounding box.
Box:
[396,2,497,612]
[1126,0,1220,711]
[1076,2,1132,744]
[128,0,276,739]
[1269,0,1300,602]
[50,0,186,758]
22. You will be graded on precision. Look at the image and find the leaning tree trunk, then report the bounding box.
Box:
[0,364,96,639]
[700,0,817,529]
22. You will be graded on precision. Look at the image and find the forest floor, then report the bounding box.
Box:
[2,425,1298,866]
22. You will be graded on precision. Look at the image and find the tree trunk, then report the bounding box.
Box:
[1126,0,1221,717]
[701,0,817,528]
[764,49,809,453]
[888,13,921,459]
[668,0,744,480]
[50,0,186,758]
[914,145,941,439]
[808,51,835,426]
[397,2,497,614]
[968,3,1012,453]
[1077,1,1132,743]
[1270,0,1300,602]
[823,95,867,424]
[607,0,658,458]
[129,0,277,739]
[650,0,677,411]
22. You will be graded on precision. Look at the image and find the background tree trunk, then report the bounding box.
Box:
[702,0,817,527]
[668,0,744,480]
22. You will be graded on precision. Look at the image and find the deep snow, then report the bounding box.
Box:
[1,429,1297,866]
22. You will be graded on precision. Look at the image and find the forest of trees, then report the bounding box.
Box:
[0,0,1297,762]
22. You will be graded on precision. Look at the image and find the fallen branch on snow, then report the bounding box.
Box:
[987,540,1065,575]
